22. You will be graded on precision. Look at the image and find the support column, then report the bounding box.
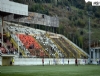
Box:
[97,49,99,59]
[90,48,93,59]
[2,17,4,46]
[91,49,93,58]
[93,49,95,60]
[99,49,100,58]
[18,19,19,57]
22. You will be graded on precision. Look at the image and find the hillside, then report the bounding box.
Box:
[10,0,100,53]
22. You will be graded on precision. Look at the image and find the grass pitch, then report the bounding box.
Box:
[0,65,100,76]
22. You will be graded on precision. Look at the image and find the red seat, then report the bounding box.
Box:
[17,34,41,56]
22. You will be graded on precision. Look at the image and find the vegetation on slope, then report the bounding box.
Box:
[11,0,100,53]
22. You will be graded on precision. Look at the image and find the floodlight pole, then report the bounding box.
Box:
[89,14,91,63]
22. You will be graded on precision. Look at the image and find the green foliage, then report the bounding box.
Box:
[95,11,100,18]
[78,11,83,18]
[78,36,83,45]
[33,0,54,3]
[30,4,49,15]
[57,0,70,6]
[68,16,72,20]
[59,24,64,34]
[85,2,92,11]
[75,0,85,9]
[68,0,85,9]
[76,19,85,28]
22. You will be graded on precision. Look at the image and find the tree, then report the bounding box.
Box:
[76,19,85,28]
[85,2,92,11]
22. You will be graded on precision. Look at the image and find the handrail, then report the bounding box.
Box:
[32,35,50,58]
[5,31,25,56]
[65,39,86,57]
[58,38,74,58]
[62,35,88,57]
[10,37,25,56]
[3,43,9,53]
[58,34,89,57]
[46,33,67,58]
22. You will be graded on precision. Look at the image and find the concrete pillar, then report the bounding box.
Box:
[95,49,97,59]
[93,49,95,60]
[99,49,100,58]
[97,49,99,59]
[90,48,94,59]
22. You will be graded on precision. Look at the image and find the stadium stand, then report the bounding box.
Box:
[2,21,88,59]
[49,33,88,58]
[35,32,64,58]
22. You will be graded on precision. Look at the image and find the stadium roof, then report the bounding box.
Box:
[0,0,28,18]
[4,12,59,27]
[1,54,15,57]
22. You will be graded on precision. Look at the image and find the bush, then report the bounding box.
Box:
[76,19,85,28]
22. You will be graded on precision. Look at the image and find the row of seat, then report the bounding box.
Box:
[0,35,16,54]
[17,34,41,50]
[5,23,42,57]
[5,22,62,57]
[36,33,63,58]
[28,49,45,57]
[0,46,6,54]
[6,39,18,54]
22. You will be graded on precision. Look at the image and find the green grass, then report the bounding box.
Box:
[0,65,100,76]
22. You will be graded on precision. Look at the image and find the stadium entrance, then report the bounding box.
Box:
[90,47,100,64]
[1,54,15,66]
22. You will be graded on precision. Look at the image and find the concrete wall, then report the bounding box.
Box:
[0,57,98,66]
[2,58,88,65]
[0,57,2,65]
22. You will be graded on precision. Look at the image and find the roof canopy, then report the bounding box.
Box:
[4,12,59,27]
[0,0,28,18]
[1,54,15,57]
